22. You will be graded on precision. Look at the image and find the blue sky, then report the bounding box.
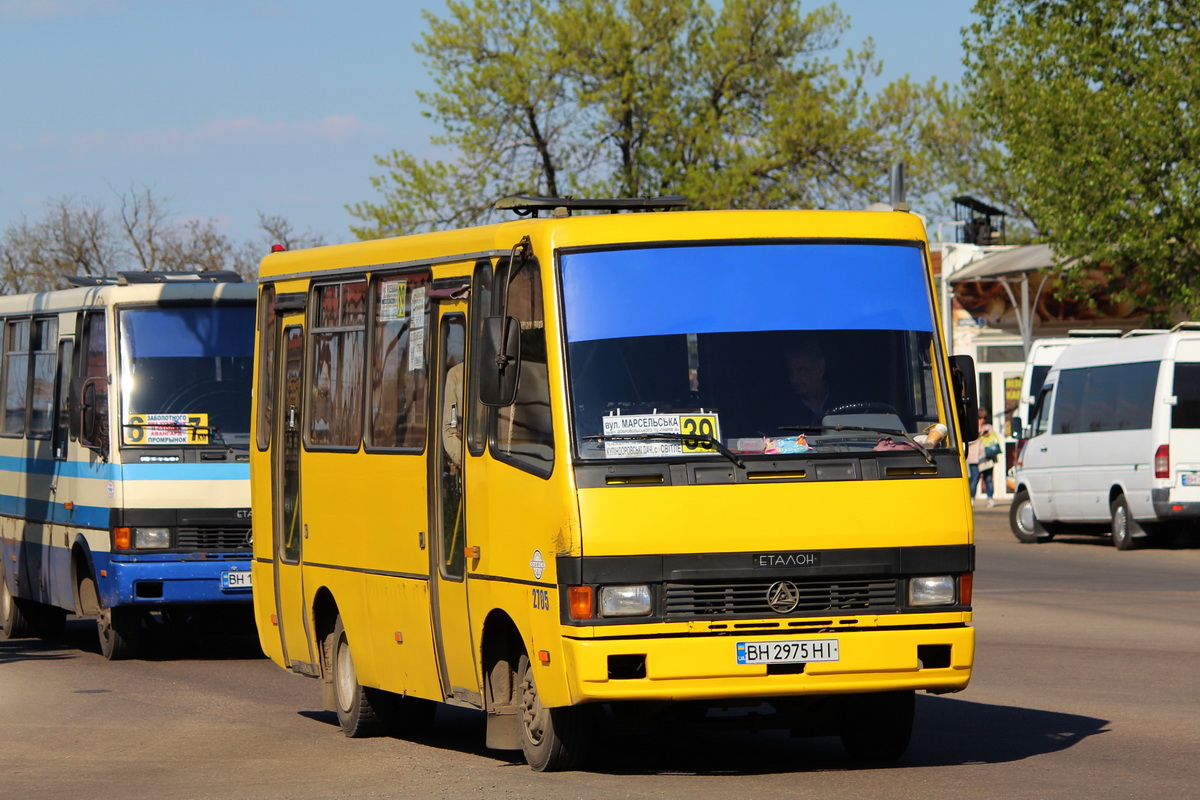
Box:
[1,1,978,248]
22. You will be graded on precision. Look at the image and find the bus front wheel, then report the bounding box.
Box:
[517,653,591,772]
[328,615,389,738]
[839,690,915,762]
[81,577,140,660]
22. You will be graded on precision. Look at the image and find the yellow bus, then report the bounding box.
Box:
[250,197,980,771]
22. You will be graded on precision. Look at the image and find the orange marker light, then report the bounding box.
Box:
[960,573,973,606]
[394,632,404,644]
[113,527,131,550]
[568,586,594,620]
[270,614,278,626]
[538,650,551,665]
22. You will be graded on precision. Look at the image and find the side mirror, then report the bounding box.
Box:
[1011,416,1023,439]
[949,355,980,443]
[478,316,521,407]
[75,376,108,453]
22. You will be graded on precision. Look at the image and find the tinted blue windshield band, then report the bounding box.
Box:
[561,243,933,342]
[122,307,255,358]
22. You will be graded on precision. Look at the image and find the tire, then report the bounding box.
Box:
[1110,495,1143,551]
[1010,489,1051,543]
[81,577,140,660]
[517,653,592,772]
[329,615,389,738]
[839,690,915,762]
[1,567,36,640]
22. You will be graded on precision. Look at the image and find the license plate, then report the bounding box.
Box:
[1181,472,1200,486]
[221,570,252,590]
[737,639,839,665]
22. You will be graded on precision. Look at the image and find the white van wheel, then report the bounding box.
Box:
[1009,490,1051,543]
[1110,496,1143,551]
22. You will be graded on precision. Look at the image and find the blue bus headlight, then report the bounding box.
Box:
[134,527,171,549]
[909,576,956,607]
[598,585,652,617]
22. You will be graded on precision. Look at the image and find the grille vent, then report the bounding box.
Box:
[176,526,252,551]
[664,578,897,619]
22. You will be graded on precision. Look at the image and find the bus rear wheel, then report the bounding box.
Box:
[839,690,915,762]
[517,653,591,772]
[80,577,140,660]
[328,615,389,738]
[1,568,36,639]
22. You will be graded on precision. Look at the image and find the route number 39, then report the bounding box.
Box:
[680,415,718,453]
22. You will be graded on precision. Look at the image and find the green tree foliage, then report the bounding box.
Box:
[349,0,968,237]
[964,0,1200,315]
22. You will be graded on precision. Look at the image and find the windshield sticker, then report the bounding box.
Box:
[601,413,720,458]
[408,286,427,371]
[124,413,209,445]
[380,280,407,321]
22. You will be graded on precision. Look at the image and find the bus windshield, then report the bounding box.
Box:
[119,304,255,446]
[561,242,950,460]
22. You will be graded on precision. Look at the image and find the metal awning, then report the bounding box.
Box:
[947,244,1082,356]
[948,243,1078,283]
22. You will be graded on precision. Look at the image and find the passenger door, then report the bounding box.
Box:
[1019,385,1064,520]
[429,299,480,705]
[271,322,316,673]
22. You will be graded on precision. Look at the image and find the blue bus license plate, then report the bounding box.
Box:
[221,571,252,590]
[737,639,839,665]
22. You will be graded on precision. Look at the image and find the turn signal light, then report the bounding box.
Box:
[960,573,973,606]
[568,586,594,620]
[113,527,131,550]
[1155,444,1170,479]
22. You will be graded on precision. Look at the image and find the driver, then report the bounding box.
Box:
[784,339,843,427]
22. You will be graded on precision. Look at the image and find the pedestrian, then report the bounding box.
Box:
[968,409,1000,507]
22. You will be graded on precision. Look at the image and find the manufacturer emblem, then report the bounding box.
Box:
[766,580,800,613]
[529,549,546,580]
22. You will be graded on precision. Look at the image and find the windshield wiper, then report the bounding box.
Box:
[584,432,745,469]
[782,425,936,465]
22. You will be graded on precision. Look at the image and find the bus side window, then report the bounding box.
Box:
[28,317,58,439]
[70,312,109,452]
[308,280,366,449]
[468,260,492,457]
[491,255,553,475]
[2,319,30,436]
[53,339,73,459]
[367,272,430,450]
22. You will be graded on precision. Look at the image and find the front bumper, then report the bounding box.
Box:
[561,624,974,704]
[96,554,253,608]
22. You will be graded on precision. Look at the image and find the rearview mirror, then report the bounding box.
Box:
[478,316,521,407]
[949,355,980,443]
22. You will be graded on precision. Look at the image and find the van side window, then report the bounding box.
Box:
[492,256,554,475]
[1053,362,1158,434]
[1031,386,1052,437]
[1172,363,1200,428]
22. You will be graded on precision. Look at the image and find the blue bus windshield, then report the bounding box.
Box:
[119,306,255,443]
[559,242,947,459]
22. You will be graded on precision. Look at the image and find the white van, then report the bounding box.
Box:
[1014,330,1123,431]
[1010,323,1200,549]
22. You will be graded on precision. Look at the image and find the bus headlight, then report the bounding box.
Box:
[134,527,171,549]
[909,576,956,607]
[598,585,652,617]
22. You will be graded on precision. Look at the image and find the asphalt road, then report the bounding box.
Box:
[3,506,1198,800]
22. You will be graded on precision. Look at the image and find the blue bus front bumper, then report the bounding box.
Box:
[95,553,253,608]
